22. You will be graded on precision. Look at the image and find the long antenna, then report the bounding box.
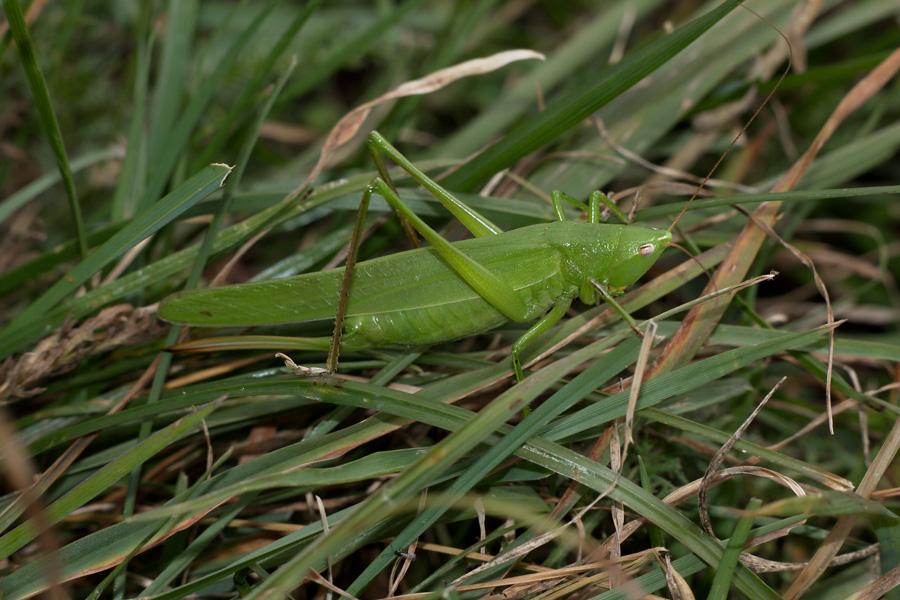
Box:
[670,4,792,232]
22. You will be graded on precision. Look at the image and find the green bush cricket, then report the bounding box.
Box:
[159,131,673,380]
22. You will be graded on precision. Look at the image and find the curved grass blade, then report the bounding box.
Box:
[0,398,223,564]
[141,0,278,209]
[436,0,664,159]
[15,325,831,598]
[348,335,644,593]
[205,326,828,599]
[440,0,742,192]
[109,1,152,222]
[0,163,232,359]
[2,0,88,259]
[0,446,234,600]
[635,184,900,221]
[194,0,323,167]
[0,147,121,224]
[708,498,763,600]
[542,323,838,442]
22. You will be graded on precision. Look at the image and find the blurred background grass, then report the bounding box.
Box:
[1,1,899,599]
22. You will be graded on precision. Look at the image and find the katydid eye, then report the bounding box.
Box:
[639,243,655,257]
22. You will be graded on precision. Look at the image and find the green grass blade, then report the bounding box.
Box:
[2,326,831,598]
[86,451,233,600]
[2,0,88,259]
[635,185,900,221]
[222,338,632,598]
[874,514,900,600]
[145,0,198,182]
[642,410,853,491]
[0,449,234,600]
[0,147,121,224]
[520,440,780,600]
[110,0,153,221]
[348,335,644,593]
[194,0,322,167]
[542,324,837,442]
[435,0,664,158]
[0,398,223,564]
[131,448,426,522]
[0,163,232,358]
[440,0,741,191]
[137,492,259,597]
[126,327,826,599]
[114,53,301,588]
[276,0,431,106]
[708,498,762,600]
[141,0,278,208]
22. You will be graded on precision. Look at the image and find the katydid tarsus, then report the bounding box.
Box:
[159,131,672,381]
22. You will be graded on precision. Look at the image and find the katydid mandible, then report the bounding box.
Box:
[158,131,672,380]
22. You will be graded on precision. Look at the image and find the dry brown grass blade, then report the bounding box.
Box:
[645,42,900,404]
[0,405,66,600]
[307,568,361,600]
[662,549,693,600]
[594,465,873,575]
[287,49,545,200]
[388,497,424,597]
[735,204,837,430]
[607,424,624,585]
[314,495,335,598]
[847,562,900,600]
[753,0,823,77]
[775,45,900,192]
[594,119,757,193]
[623,320,658,458]
[784,406,900,599]
[698,377,784,537]
[209,226,272,288]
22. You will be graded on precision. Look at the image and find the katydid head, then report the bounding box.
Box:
[607,227,671,290]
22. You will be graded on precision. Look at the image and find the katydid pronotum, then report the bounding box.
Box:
[159,131,672,381]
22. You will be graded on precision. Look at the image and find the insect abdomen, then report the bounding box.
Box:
[346,263,569,347]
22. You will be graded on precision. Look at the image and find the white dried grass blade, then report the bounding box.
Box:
[292,49,545,196]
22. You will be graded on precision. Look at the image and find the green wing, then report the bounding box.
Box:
[158,224,562,327]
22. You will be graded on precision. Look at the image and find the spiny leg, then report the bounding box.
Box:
[549,189,627,225]
[589,190,602,224]
[550,190,586,221]
[590,190,629,224]
[368,131,502,238]
[371,178,530,322]
[324,184,373,374]
[319,131,503,373]
[511,295,573,381]
[550,190,569,222]
[591,279,643,338]
[368,136,421,249]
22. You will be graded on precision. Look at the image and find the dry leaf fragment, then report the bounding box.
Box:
[291,49,545,197]
[0,304,166,401]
